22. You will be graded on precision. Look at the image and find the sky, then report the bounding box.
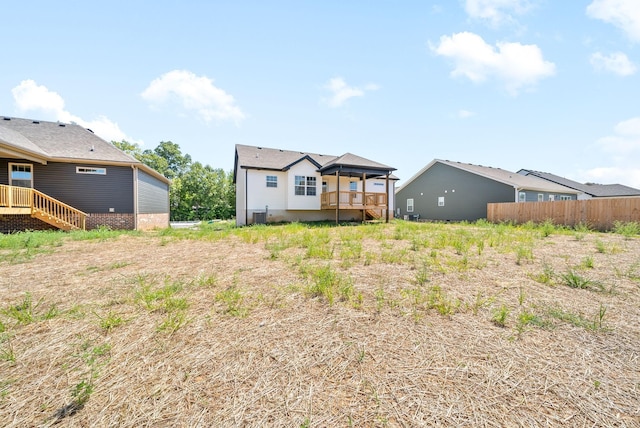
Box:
[1,0,639,188]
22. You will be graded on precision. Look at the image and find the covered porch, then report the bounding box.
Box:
[316,153,396,224]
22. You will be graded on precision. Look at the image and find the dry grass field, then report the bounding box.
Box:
[0,221,639,427]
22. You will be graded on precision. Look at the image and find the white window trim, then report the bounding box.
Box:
[266,175,278,188]
[438,196,445,207]
[407,198,414,213]
[9,162,34,187]
[76,166,107,175]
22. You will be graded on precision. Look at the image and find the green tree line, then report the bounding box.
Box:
[112,141,235,221]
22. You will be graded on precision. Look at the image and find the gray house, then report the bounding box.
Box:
[395,159,580,222]
[0,116,170,232]
[518,169,640,199]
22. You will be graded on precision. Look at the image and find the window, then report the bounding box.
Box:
[560,195,571,200]
[266,175,277,188]
[438,196,445,207]
[9,163,33,188]
[518,192,526,202]
[295,175,316,196]
[538,194,544,202]
[407,198,414,212]
[322,181,327,193]
[349,181,357,191]
[548,195,555,201]
[76,166,106,175]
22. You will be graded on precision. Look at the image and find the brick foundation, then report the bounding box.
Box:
[0,215,57,233]
[86,213,135,230]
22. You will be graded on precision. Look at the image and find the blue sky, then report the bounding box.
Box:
[2,0,639,188]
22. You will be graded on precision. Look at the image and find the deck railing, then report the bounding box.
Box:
[0,184,32,208]
[0,184,86,230]
[321,191,387,209]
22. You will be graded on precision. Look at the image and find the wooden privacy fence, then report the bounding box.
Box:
[487,198,640,231]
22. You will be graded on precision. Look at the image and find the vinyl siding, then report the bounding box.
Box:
[137,169,169,214]
[396,162,514,221]
[31,161,134,213]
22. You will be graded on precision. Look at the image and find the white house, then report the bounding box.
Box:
[233,144,397,226]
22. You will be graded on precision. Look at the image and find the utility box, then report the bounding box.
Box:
[253,212,267,224]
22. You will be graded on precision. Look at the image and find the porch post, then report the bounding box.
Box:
[335,170,340,224]
[362,173,367,222]
[385,173,390,223]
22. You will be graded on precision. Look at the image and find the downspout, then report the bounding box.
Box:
[336,168,340,224]
[132,165,138,231]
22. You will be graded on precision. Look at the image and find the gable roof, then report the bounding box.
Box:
[0,116,169,183]
[234,144,396,181]
[518,169,640,197]
[399,159,581,194]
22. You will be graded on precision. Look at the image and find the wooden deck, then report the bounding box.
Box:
[320,191,387,210]
[0,184,87,230]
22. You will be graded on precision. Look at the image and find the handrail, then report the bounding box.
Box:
[321,191,387,207]
[0,184,87,230]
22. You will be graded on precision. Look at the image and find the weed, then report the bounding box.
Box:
[0,339,15,363]
[2,293,36,325]
[595,240,607,254]
[193,273,218,288]
[157,311,189,333]
[96,311,124,332]
[492,304,509,327]
[559,270,603,291]
[515,245,534,265]
[612,221,640,239]
[375,287,385,312]
[518,288,526,306]
[215,286,248,317]
[305,264,354,305]
[581,255,594,269]
[539,219,557,237]
[413,261,430,286]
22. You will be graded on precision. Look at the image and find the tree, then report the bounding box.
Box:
[111,140,235,221]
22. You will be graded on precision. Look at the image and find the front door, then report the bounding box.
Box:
[9,163,33,188]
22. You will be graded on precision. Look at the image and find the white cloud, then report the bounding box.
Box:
[585,116,640,188]
[322,77,379,108]
[587,0,640,43]
[431,32,555,95]
[11,79,139,144]
[596,117,640,153]
[590,51,637,75]
[580,166,640,188]
[465,0,534,27]
[458,109,476,118]
[141,70,245,124]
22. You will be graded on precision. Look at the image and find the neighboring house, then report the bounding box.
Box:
[233,144,397,226]
[518,169,640,200]
[395,159,580,222]
[0,116,170,232]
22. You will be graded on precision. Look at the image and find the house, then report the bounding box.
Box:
[233,144,397,226]
[0,116,170,232]
[395,159,580,222]
[517,169,640,199]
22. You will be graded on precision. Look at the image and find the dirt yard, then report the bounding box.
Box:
[0,222,639,427]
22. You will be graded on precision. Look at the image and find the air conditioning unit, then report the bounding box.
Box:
[253,212,267,224]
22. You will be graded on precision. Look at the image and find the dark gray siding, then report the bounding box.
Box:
[137,170,169,214]
[396,162,515,221]
[32,162,134,213]
[0,159,9,185]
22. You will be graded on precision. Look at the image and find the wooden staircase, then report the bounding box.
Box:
[0,184,86,231]
[365,209,382,220]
